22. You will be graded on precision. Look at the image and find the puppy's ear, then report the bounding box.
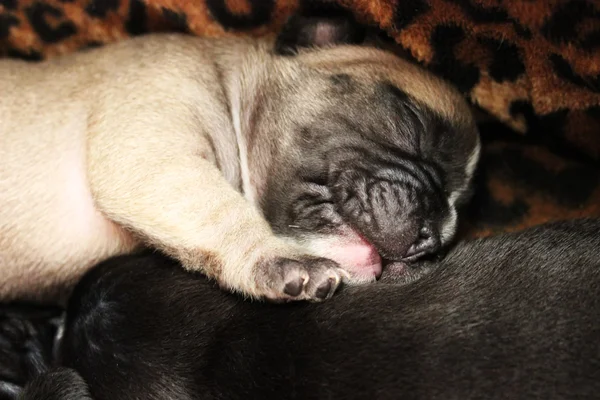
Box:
[275,8,366,56]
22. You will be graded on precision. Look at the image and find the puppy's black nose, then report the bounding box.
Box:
[404,225,440,260]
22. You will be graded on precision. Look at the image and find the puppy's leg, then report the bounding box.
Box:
[0,303,62,399]
[87,99,343,302]
[18,368,92,400]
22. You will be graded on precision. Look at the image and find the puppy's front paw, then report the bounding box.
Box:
[255,256,345,302]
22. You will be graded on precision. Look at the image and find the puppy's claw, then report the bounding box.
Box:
[337,268,352,283]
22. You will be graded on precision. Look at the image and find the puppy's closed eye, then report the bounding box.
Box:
[290,183,342,232]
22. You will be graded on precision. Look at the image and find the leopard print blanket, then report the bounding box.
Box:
[1,0,599,238]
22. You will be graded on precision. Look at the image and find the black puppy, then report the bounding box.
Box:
[16,219,600,399]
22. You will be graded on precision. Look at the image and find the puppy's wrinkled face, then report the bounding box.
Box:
[257,13,480,283]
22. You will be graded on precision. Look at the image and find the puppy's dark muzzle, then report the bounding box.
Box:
[402,224,441,261]
[331,165,443,261]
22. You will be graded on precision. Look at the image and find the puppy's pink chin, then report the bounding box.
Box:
[318,237,382,281]
[334,244,382,280]
[300,228,383,281]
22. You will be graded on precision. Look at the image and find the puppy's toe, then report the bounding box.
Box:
[279,260,309,296]
[302,258,344,301]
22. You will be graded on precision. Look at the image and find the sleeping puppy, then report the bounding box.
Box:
[0,10,479,304]
[13,218,600,400]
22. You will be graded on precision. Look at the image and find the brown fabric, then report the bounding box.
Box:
[459,121,599,239]
[1,0,599,238]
